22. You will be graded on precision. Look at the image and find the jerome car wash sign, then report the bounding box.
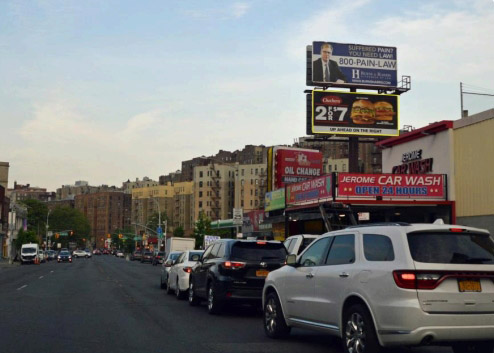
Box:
[274,147,323,189]
[286,175,332,206]
[336,173,446,200]
[392,149,434,174]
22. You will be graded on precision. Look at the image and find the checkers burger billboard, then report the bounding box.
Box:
[311,90,399,137]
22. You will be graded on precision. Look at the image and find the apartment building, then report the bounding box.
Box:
[234,163,268,212]
[122,177,159,194]
[172,182,194,236]
[193,162,235,221]
[57,181,121,200]
[75,192,131,249]
[131,184,174,236]
[0,162,8,189]
[8,182,55,202]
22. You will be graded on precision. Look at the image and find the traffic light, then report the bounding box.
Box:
[107,233,111,238]
[69,231,74,236]
[55,233,60,239]
[119,233,123,239]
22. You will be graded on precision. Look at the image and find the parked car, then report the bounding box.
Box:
[116,250,124,258]
[167,250,204,299]
[73,249,89,258]
[188,239,287,314]
[57,250,72,263]
[283,234,319,256]
[160,251,184,291]
[152,251,165,266]
[262,221,494,353]
[84,248,92,258]
[21,243,39,264]
[93,249,101,255]
[141,250,153,263]
[131,251,142,261]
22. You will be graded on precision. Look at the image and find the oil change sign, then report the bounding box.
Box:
[336,173,446,200]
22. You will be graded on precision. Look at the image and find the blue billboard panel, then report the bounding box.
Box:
[311,41,398,87]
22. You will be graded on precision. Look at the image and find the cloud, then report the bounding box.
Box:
[231,2,250,18]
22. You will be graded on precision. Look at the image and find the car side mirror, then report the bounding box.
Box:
[165,260,173,267]
[286,254,297,267]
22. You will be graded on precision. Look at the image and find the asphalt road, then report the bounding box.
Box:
[0,256,452,353]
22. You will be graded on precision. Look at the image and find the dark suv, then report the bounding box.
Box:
[188,239,287,314]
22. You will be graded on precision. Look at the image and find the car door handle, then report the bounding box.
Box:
[306,273,314,279]
[339,272,349,278]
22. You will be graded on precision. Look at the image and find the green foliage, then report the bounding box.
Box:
[173,225,185,237]
[49,206,91,247]
[14,229,39,250]
[193,211,211,249]
[147,211,168,233]
[21,199,48,235]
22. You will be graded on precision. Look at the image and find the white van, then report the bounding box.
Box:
[21,243,40,264]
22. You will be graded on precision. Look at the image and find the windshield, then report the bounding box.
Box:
[407,231,494,264]
[21,247,36,254]
[188,251,203,260]
[60,251,70,256]
[231,242,287,261]
[169,253,181,261]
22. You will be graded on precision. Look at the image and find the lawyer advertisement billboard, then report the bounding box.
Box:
[310,41,398,87]
[311,90,399,137]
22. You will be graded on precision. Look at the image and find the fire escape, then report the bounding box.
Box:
[210,162,221,221]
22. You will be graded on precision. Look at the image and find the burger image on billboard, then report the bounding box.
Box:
[350,99,375,125]
[374,101,395,121]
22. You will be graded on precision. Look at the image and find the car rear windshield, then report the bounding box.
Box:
[407,231,494,264]
[188,251,203,260]
[230,242,287,261]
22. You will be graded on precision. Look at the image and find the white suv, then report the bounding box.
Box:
[283,234,319,256]
[262,222,494,353]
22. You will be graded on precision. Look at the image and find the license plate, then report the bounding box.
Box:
[458,279,481,292]
[256,270,269,277]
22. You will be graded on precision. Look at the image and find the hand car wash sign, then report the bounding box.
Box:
[274,148,323,189]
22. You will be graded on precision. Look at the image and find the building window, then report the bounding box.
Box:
[241,200,244,207]
[255,168,258,175]
[251,179,253,185]
[250,200,253,206]
[199,181,203,187]
[255,189,258,196]
[250,189,253,196]
[199,171,203,178]
[255,179,259,185]
[199,191,203,197]
[335,165,338,171]
[329,165,332,172]
[241,179,245,186]
[255,200,258,207]
[241,169,244,176]
[199,201,203,208]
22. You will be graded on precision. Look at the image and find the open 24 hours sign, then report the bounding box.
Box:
[336,173,446,201]
[311,90,399,137]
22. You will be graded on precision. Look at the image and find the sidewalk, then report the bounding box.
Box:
[0,259,20,268]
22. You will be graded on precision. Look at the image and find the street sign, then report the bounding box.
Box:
[157,226,163,239]
[47,231,53,237]
[60,232,68,237]
[233,208,243,226]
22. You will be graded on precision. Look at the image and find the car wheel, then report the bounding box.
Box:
[188,282,200,306]
[207,283,222,315]
[452,341,494,353]
[342,304,382,353]
[263,291,291,338]
[175,279,184,300]
[165,277,173,295]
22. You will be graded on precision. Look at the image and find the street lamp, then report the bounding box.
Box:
[150,197,163,251]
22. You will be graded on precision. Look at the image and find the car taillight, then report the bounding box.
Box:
[393,270,443,290]
[222,261,246,269]
[183,267,192,273]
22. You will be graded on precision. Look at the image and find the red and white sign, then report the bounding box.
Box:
[337,173,446,200]
[286,175,332,206]
[274,148,323,189]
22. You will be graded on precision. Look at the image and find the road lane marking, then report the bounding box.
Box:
[39,276,44,279]
[17,285,27,291]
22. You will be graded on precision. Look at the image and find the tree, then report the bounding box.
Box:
[147,211,168,234]
[14,229,39,250]
[21,199,48,236]
[173,225,185,237]
[49,206,91,247]
[193,211,211,249]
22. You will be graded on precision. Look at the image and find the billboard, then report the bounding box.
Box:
[264,189,285,212]
[336,173,446,201]
[311,90,399,137]
[310,41,398,87]
[274,147,323,189]
[286,175,332,206]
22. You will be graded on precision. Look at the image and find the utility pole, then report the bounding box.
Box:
[151,197,163,252]
[45,209,51,251]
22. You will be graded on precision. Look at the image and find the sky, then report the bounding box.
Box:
[1,0,494,191]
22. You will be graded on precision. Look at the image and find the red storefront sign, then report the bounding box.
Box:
[337,173,446,200]
[286,175,332,206]
[275,148,323,189]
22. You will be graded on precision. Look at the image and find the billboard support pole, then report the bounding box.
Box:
[348,88,359,173]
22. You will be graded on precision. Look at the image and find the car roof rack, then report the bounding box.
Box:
[345,222,411,229]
